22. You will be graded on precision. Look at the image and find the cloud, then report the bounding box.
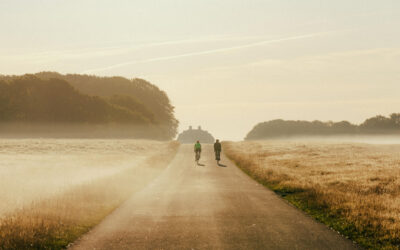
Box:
[81,32,332,74]
[1,35,268,64]
[178,98,400,109]
[194,47,400,87]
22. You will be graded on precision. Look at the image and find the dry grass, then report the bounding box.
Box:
[224,141,400,249]
[0,140,179,249]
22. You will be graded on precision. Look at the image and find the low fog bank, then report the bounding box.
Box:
[245,115,400,142]
[254,135,400,145]
[0,123,170,140]
[0,139,173,217]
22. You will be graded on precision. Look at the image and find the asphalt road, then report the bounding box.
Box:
[70,145,358,250]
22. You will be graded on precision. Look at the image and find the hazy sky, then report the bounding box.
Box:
[1,0,399,140]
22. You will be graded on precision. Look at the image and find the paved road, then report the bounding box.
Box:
[70,145,357,250]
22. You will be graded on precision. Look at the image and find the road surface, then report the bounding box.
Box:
[70,145,357,250]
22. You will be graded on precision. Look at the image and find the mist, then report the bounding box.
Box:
[257,135,400,145]
[0,139,177,217]
[0,123,170,140]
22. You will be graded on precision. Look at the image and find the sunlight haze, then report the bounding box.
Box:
[1,0,399,140]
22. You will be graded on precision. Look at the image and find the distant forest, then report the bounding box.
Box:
[246,114,400,140]
[0,72,178,139]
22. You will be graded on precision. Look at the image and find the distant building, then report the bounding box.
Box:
[177,126,215,144]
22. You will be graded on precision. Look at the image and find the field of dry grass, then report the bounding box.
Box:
[0,139,179,249]
[224,140,400,249]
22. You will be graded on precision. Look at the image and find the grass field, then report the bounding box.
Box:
[0,139,179,249]
[223,141,400,249]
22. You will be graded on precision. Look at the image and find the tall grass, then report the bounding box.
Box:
[0,141,179,250]
[224,141,400,249]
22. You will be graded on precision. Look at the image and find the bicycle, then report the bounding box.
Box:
[195,150,201,164]
[215,150,221,164]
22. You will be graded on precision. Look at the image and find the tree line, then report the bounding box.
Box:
[245,114,400,140]
[0,73,178,139]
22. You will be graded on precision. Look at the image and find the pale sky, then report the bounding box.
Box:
[1,0,399,140]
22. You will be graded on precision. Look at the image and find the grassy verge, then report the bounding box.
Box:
[0,141,179,250]
[223,141,400,250]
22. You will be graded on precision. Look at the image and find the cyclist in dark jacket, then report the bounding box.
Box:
[214,139,222,163]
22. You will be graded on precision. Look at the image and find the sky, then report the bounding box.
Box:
[1,0,399,140]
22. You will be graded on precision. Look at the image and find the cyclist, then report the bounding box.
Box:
[194,140,202,163]
[214,139,222,164]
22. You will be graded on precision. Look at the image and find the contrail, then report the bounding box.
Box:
[7,36,245,63]
[82,32,329,74]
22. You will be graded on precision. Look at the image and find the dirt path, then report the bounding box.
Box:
[70,145,357,250]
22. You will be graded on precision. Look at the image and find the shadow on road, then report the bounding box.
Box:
[218,163,227,167]
[197,163,206,166]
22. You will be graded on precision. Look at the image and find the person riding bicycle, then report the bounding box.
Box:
[194,140,202,162]
[214,139,222,164]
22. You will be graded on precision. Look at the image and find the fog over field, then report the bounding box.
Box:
[261,135,400,145]
[0,139,172,217]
